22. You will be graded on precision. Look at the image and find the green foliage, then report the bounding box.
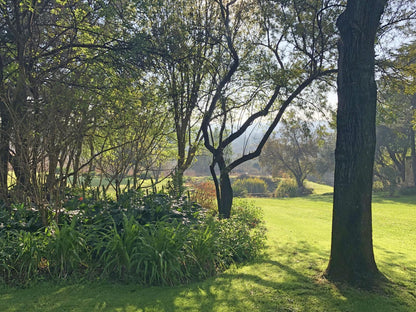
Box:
[0,191,266,286]
[4,195,416,311]
[274,179,301,197]
[232,177,268,197]
[132,222,189,285]
[232,182,248,198]
[0,230,48,285]
[0,203,43,232]
[220,201,266,262]
[373,180,385,193]
[47,219,88,278]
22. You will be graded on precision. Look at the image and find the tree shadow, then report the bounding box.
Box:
[0,238,414,311]
[371,194,416,205]
[1,250,413,312]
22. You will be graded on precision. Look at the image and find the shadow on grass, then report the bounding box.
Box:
[304,194,333,203]
[305,192,416,206]
[2,240,413,312]
[372,193,416,205]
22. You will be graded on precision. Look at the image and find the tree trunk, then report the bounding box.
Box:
[72,140,83,188]
[410,128,416,187]
[0,103,9,204]
[210,153,233,219]
[410,96,416,186]
[0,55,9,205]
[46,151,59,200]
[218,170,233,219]
[325,0,387,287]
[294,175,306,194]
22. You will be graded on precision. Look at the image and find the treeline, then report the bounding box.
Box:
[0,0,415,220]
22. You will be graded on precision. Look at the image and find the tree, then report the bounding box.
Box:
[375,40,416,190]
[0,1,149,220]
[260,118,328,193]
[142,0,223,195]
[325,0,387,286]
[94,86,168,199]
[0,1,109,207]
[201,0,339,218]
[374,91,415,192]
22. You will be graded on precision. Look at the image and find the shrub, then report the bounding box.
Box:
[96,215,143,281]
[373,180,385,193]
[274,179,301,197]
[232,182,248,198]
[0,203,43,233]
[211,202,266,265]
[0,190,266,286]
[189,181,217,212]
[232,177,268,197]
[133,221,189,285]
[258,177,278,193]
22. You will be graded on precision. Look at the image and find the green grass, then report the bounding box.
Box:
[304,180,333,195]
[1,192,416,311]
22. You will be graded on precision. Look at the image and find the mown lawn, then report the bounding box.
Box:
[1,193,415,312]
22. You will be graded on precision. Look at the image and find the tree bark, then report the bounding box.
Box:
[410,128,416,187]
[410,95,416,186]
[326,0,387,287]
[0,55,8,204]
[210,152,233,219]
[0,100,9,204]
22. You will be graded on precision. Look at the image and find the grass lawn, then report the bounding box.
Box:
[1,193,415,311]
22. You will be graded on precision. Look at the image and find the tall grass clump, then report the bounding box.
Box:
[47,219,88,278]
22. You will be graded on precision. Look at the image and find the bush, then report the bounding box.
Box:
[232,182,248,198]
[232,177,268,197]
[189,181,217,212]
[0,190,266,286]
[259,177,278,193]
[274,179,301,197]
[274,179,313,197]
[373,180,385,193]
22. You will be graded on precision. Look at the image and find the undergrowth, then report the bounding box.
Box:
[0,191,266,286]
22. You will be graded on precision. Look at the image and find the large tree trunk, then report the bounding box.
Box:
[410,128,416,187]
[410,95,416,186]
[325,0,387,287]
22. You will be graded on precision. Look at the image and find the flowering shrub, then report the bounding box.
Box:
[189,181,217,212]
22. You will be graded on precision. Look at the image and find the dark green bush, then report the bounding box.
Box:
[0,191,266,286]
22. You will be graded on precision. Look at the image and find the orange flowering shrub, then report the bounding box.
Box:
[189,181,217,213]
